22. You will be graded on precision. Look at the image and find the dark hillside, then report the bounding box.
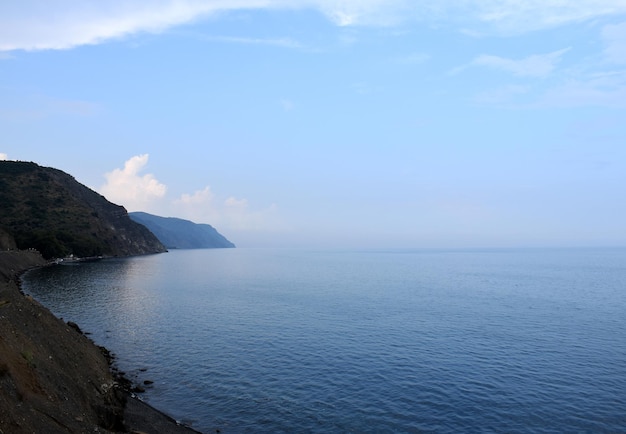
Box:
[0,251,199,433]
[0,161,166,258]
[129,211,235,249]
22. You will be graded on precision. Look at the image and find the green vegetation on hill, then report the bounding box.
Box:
[129,211,235,249]
[0,161,166,259]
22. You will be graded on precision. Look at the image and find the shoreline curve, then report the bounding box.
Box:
[0,250,201,433]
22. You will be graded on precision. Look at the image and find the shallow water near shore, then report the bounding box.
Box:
[22,248,626,433]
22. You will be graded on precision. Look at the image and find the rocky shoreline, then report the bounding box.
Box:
[0,250,201,433]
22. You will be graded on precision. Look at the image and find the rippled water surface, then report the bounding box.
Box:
[23,248,626,433]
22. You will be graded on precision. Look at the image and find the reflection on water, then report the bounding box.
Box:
[22,248,626,433]
[24,256,163,355]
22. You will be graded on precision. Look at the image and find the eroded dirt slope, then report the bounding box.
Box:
[0,251,125,433]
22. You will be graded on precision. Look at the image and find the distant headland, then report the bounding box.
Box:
[129,211,235,249]
[0,160,235,259]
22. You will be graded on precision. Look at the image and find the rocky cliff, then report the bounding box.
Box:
[0,161,166,259]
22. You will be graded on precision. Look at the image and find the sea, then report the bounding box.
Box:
[21,248,626,433]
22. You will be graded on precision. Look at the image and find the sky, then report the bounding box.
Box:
[1,1,626,248]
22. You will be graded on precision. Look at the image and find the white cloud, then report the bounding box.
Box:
[0,153,7,160]
[0,1,314,51]
[174,186,283,232]
[177,185,215,205]
[313,0,414,26]
[98,156,283,237]
[0,1,216,51]
[225,197,248,208]
[453,48,571,78]
[175,186,220,223]
[100,154,167,210]
[223,199,282,232]
[3,1,626,51]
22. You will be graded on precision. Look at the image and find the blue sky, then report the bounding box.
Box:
[1,1,626,248]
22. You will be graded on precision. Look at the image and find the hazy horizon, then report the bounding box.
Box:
[2,2,625,249]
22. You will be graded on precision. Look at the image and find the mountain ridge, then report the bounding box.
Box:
[0,161,166,258]
[129,211,235,249]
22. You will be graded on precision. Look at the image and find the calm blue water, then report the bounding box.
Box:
[22,248,626,433]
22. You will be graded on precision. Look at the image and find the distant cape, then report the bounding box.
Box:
[129,212,235,249]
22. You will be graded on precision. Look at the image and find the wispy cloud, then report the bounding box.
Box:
[602,21,626,64]
[100,154,167,210]
[538,71,626,108]
[464,20,626,109]
[472,1,626,34]
[3,1,626,51]
[223,197,282,232]
[452,48,571,78]
[0,1,344,51]
[314,0,415,27]
[174,186,282,232]
[469,69,626,109]
[0,153,8,160]
[203,35,303,48]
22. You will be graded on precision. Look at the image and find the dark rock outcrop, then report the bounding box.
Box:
[0,161,166,259]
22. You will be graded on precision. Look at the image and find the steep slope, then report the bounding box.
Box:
[0,250,126,432]
[129,212,235,249]
[0,161,166,259]
[0,251,199,433]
